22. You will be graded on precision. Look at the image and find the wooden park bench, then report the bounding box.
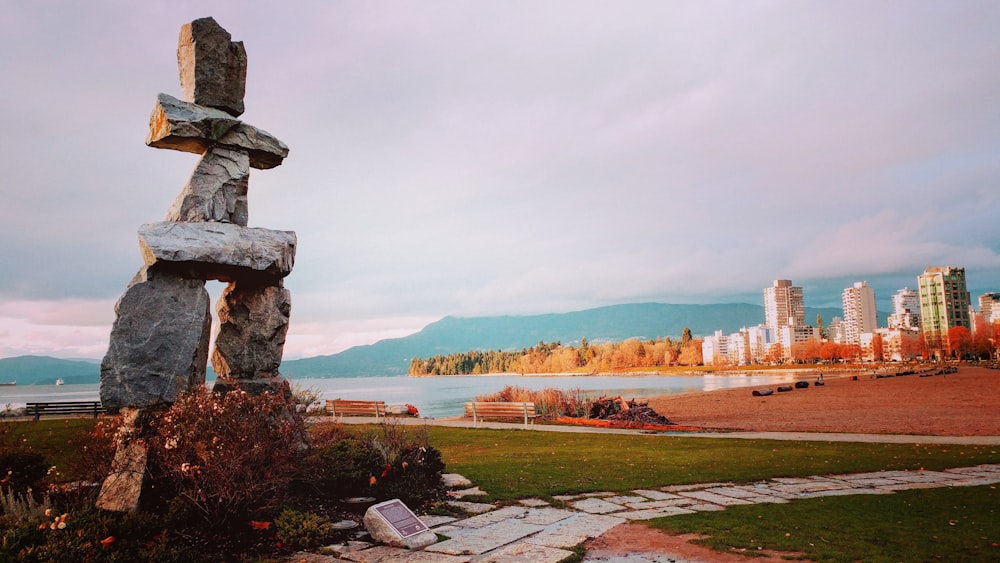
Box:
[26,401,106,422]
[464,401,537,427]
[325,399,386,419]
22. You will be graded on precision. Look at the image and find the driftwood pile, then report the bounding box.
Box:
[589,395,672,426]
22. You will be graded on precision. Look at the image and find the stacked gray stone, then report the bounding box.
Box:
[100,16,294,409]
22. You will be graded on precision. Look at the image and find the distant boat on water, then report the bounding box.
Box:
[55,378,64,386]
[0,381,14,386]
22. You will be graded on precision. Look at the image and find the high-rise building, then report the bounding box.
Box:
[888,287,921,330]
[764,279,805,332]
[842,281,877,345]
[917,266,971,356]
[980,293,1000,325]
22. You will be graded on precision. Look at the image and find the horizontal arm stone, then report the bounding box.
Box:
[147,93,289,169]
[138,221,296,282]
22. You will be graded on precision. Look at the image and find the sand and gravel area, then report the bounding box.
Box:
[644,365,1000,436]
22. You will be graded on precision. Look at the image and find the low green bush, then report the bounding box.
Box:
[274,508,332,550]
[299,421,446,509]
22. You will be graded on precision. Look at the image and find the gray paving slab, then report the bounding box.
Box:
[446,500,496,514]
[834,477,902,487]
[662,482,732,492]
[887,470,967,483]
[677,490,754,506]
[522,507,578,526]
[343,545,471,562]
[518,498,550,507]
[750,487,806,500]
[770,476,816,484]
[477,541,576,563]
[704,486,763,499]
[875,481,946,492]
[800,487,893,499]
[604,495,649,505]
[621,506,696,520]
[625,498,698,509]
[420,515,457,528]
[632,489,684,501]
[570,497,628,514]
[321,540,372,557]
[449,486,488,498]
[682,502,727,512]
[945,464,1000,475]
[526,513,627,548]
[425,519,545,555]
[945,477,1000,487]
[454,505,528,529]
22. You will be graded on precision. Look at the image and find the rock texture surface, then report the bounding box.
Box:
[211,282,291,380]
[100,267,211,408]
[166,146,250,225]
[177,17,247,117]
[100,16,296,511]
[137,221,296,282]
[147,93,288,169]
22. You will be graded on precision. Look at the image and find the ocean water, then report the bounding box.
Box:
[1,372,800,419]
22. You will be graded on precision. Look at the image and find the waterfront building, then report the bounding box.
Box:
[842,281,877,345]
[827,316,844,343]
[764,279,805,331]
[980,293,1000,325]
[702,331,728,367]
[777,325,820,360]
[888,287,921,330]
[917,266,971,357]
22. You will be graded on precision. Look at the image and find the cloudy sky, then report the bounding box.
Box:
[2,1,999,360]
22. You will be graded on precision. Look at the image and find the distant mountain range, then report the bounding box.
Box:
[281,302,851,377]
[0,356,100,386]
[1,302,861,383]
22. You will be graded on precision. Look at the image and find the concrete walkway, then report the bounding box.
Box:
[325,415,1000,445]
[294,463,1000,562]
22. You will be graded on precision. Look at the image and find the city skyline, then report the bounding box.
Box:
[2,2,1000,360]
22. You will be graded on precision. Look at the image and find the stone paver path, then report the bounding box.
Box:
[299,464,1000,562]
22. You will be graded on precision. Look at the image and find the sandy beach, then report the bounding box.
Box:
[644,365,1000,436]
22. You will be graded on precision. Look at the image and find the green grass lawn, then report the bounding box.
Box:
[6,419,999,561]
[647,484,1000,562]
[1,417,97,477]
[426,426,1000,500]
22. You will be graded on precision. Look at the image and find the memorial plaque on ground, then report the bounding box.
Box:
[371,499,429,538]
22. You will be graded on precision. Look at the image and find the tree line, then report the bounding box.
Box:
[408,331,704,375]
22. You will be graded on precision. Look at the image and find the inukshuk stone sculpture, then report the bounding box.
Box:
[97,17,294,512]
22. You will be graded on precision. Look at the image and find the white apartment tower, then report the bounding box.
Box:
[888,287,921,330]
[764,279,805,331]
[841,281,877,345]
[980,293,1000,325]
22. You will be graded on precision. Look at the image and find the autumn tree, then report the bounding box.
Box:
[819,341,841,362]
[677,338,703,366]
[871,334,884,362]
[947,326,972,359]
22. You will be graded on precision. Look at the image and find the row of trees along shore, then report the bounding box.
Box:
[408,331,704,376]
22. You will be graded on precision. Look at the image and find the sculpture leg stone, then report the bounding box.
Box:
[165,146,250,225]
[95,409,147,512]
[100,266,212,409]
[211,280,291,397]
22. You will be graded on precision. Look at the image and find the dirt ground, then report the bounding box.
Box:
[584,366,1000,562]
[646,365,1000,436]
